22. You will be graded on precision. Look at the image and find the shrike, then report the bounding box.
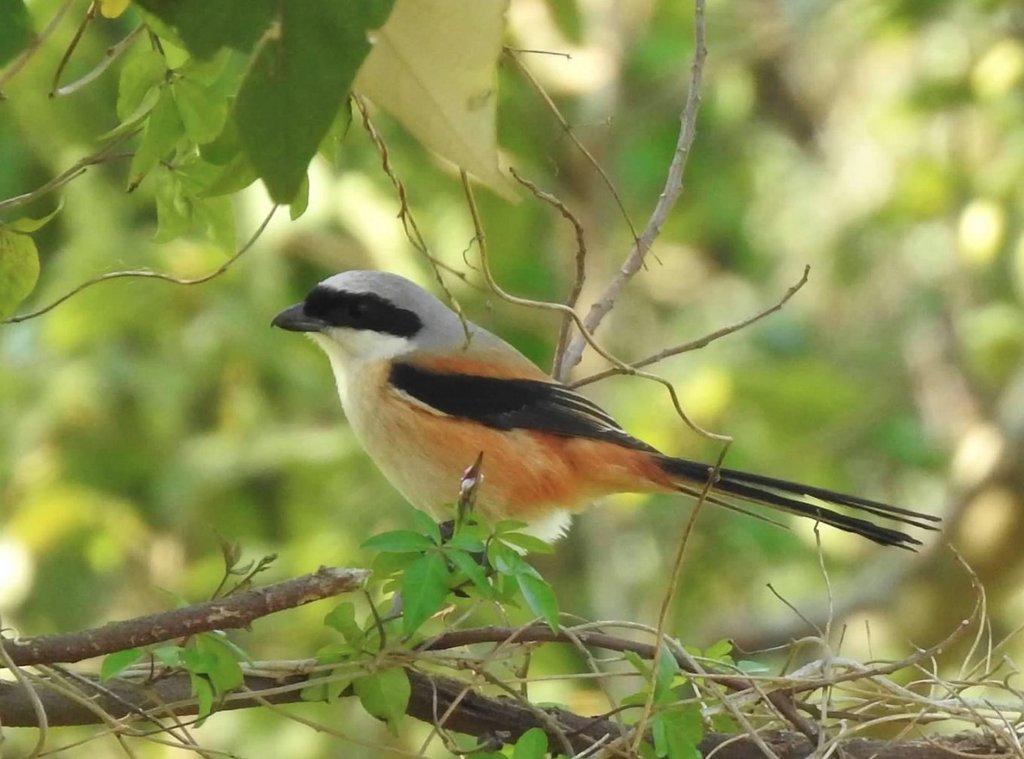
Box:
[272,271,938,547]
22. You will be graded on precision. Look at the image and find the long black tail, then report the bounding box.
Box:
[659,456,941,549]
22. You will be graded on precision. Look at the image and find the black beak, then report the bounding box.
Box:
[271,303,327,333]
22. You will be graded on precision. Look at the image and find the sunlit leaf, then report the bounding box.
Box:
[0,228,39,319]
[324,602,363,646]
[117,50,166,121]
[173,78,228,144]
[129,88,183,183]
[355,0,513,197]
[5,203,62,233]
[98,0,131,18]
[153,168,191,242]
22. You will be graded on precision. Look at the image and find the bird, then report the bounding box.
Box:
[272,270,940,549]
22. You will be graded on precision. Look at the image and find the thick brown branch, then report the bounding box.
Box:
[2,567,368,667]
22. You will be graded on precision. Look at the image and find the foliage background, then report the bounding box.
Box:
[2,0,1023,756]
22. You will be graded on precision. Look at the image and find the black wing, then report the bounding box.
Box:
[389,363,658,453]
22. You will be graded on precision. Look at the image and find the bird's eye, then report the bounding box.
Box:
[348,301,368,318]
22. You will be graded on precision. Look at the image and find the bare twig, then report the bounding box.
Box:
[571,265,811,389]
[461,170,730,443]
[0,138,134,215]
[507,166,589,380]
[560,0,709,373]
[2,205,277,325]
[351,94,473,342]
[506,49,640,246]
[52,23,145,98]
[0,0,75,95]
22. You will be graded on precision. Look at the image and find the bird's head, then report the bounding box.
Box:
[272,270,468,365]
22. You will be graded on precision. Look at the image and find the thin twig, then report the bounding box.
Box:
[0,0,75,94]
[52,24,144,98]
[0,612,48,756]
[630,443,732,755]
[506,49,640,246]
[0,139,135,215]
[461,170,730,443]
[2,205,277,325]
[507,166,589,380]
[571,265,810,389]
[560,0,709,373]
[351,94,473,343]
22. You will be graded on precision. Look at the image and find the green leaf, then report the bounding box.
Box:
[133,0,277,59]
[0,228,39,319]
[5,203,62,233]
[652,704,702,759]
[198,151,258,197]
[173,78,228,144]
[289,175,310,220]
[233,0,395,202]
[153,168,192,243]
[408,508,442,543]
[653,644,680,705]
[490,542,530,576]
[515,572,559,631]
[100,648,143,681]
[190,673,215,722]
[446,548,493,597]
[196,633,243,692]
[193,194,235,251]
[400,552,450,635]
[129,87,183,183]
[353,667,410,733]
[624,650,651,679]
[0,0,32,68]
[703,638,734,663]
[512,727,548,759]
[362,530,435,554]
[371,549,419,578]
[499,531,555,555]
[153,645,184,667]
[118,49,167,121]
[324,602,363,646]
[446,532,485,553]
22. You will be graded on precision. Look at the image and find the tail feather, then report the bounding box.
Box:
[659,456,941,550]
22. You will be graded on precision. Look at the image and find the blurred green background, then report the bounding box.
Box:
[2,0,1024,756]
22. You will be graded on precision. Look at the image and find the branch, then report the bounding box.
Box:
[570,265,810,389]
[0,670,990,758]
[2,205,278,325]
[2,567,369,667]
[559,0,709,373]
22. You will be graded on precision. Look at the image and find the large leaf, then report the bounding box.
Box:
[133,0,276,59]
[233,0,394,202]
[355,0,513,196]
[0,0,32,68]
[0,229,39,319]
